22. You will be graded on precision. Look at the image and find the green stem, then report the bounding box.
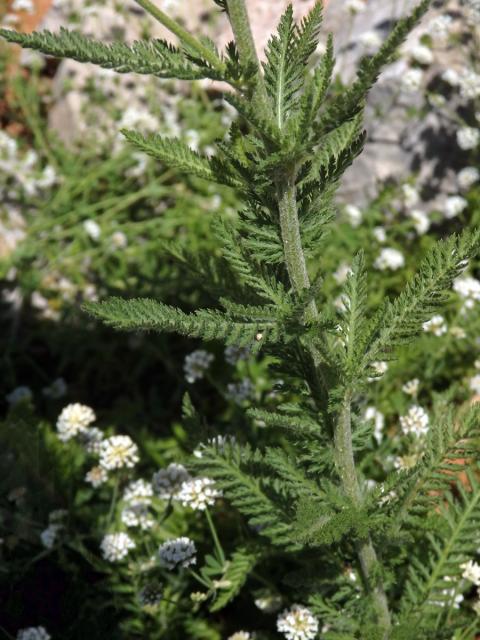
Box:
[205,506,225,565]
[276,174,392,637]
[107,475,120,527]
[225,0,272,121]
[134,0,225,73]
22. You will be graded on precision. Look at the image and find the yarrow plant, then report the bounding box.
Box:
[3,0,480,638]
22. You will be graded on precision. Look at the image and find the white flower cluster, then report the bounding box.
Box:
[453,276,480,309]
[254,593,283,613]
[402,379,419,396]
[344,204,362,227]
[16,628,50,640]
[184,349,214,383]
[428,14,453,40]
[152,463,191,498]
[422,315,447,337]
[461,560,480,585]
[401,68,423,93]
[374,248,405,271]
[400,405,429,437]
[158,536,197,570]
[121,479,155,530]
[444,195,467,219]
[407,44,433,66]
[409,209,430,235]
[56,403,96,442]
[226,378,254,404]
[224,344,251,365]
[99,435,139,470]
[178,477,221,511]
[277,605,319,640]
[345,0,366,14]
[100,532,136,562]
[228,633,252,640]
[123,479,153,503]
[85,466,108,487]
[457,127,479,151]
[458,167,479,190]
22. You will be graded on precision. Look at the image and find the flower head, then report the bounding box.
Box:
[184,349,214,383]
[277,604,319,640]
[457,127,479,151]
[344,204,362,227]
[453,276,480,309]
[153,463,191,499]
[461,560,480,585]
[374,248,405,271]
[85,466,108,488]
[177,477,221,511]
[138,583,163,607]
[469,375,480,395]
[56,403,96,442]
[100,532,136,562]
[228,633,252,640]
[401,68,423,93]
[444,195,467,219]
[402,379,420,396]
[123,479,153,504]
[400,405,429,437]
[458,167,479,190]
[158,536,197,569]
[121,503,154,530]
[423,315,447,336]
[40,524,62,549]
[99,435,139,470]
[16,628,50,640]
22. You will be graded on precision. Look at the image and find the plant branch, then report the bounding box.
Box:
[135,0,225,73]
[276,174,392,637]
[225,0,272,120]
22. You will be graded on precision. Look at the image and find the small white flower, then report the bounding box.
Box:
[442,68,461,86]
[393,453,421,471]
[457,127,480,151]
[177,477,221,511]
[371,361,388,378]
[152,463,191,498]
[6,386,32,405]
[359,30,382,53]
[99,435,139,470]
[79,427,104,454]
[333,262,352,285]
[111,231,128,249]
[344,204,362,227]
[400,405,429,437]
[12,0,35,12]
[16,628,50,640]
[444,195,468,219]
[224,345,251,365]
[373,226,387,243]
[121,503,154,530]
[453,276,480,308]
[461,560,480,585]
[40,524,62,549]
[56,403,96,442]
[408,44,433,65]
[123,479,153,504]
[100,532,136,562]
[402,184,420,207]
[469,374,480,395]
[428,15,453,40]
[228,633,252,640]
[345,0,366,13]
[402,378,419,396]
[409,209,430,235]
[458,167,479,190]
[184,349,214,383]
[277,604,319,640]
[364,407,385,444]
[374,248,405,271]
[85,466,108,488]
[254,593,283,613]
[83,219,101,241]
[423,315,447,336]
[401,68,424,93]
[459,70,480,100]
[158,536,197,569]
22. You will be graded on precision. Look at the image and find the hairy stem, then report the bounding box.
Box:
[277,175,392,636]
[135,0,225,72]
[225,0,272,120]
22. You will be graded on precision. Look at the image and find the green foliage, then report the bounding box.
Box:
[9,1,480,638]
[0,27,222,80]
